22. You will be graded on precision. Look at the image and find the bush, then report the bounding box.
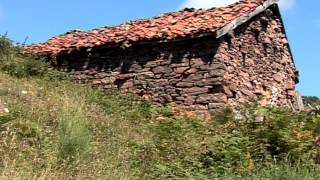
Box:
[0,36,66,79]
[0,35,14,58]
[130,103,320,179]
[1,56,50,78]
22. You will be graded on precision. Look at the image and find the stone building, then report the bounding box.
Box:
[26,0,299,111]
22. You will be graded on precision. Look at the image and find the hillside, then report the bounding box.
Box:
[1,37,320,179]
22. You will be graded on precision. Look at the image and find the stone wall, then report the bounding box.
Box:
[219,7,297,108]
[55,5,297,111]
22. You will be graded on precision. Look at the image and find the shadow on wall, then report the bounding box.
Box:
[57,34,221,86]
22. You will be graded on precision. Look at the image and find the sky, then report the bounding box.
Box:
[0,0,318,96]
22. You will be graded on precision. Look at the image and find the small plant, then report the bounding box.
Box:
[57,107,91,165]
[90,91,155,121]
[157,104,175,117]
[211,106,234,125]
[0,114,15,127]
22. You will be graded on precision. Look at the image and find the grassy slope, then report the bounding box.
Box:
[3,69,320,180]
[1,38,320,179]
[0,73,135,179]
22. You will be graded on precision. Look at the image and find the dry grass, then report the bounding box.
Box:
[0,72,149,179]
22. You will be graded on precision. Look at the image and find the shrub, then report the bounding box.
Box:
[214,104,317,164]
[130,103,320,179]
[0,35,13,59]
[1,56,50,78]
[0,35,65,79]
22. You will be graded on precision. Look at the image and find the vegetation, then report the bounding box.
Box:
[304,96,320,107]
[1,36,320,179]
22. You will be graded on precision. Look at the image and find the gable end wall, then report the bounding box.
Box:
[220,5,297,108]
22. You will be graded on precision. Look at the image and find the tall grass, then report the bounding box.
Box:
[57,104,91,165]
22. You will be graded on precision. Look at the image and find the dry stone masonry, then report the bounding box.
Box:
[25,0,299,111]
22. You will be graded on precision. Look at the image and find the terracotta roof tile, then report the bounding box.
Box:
[25,0,272,55]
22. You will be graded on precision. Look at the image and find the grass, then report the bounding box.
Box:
[0,72,142,179]
[57,104,91,165]
[1,36,320,179]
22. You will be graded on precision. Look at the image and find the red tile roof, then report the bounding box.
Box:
[25,0,275,55]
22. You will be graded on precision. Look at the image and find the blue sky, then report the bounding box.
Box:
[0,0,318,96]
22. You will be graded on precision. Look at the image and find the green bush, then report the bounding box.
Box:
[129,103,320,179]
[0,36,67,79]
[0,35,14,58]
[1,56,50,78]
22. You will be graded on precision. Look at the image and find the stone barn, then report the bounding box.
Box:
[26,0,299,111]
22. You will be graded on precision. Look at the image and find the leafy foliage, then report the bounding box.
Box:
[0,36,67,79]
[129,103,320,179]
